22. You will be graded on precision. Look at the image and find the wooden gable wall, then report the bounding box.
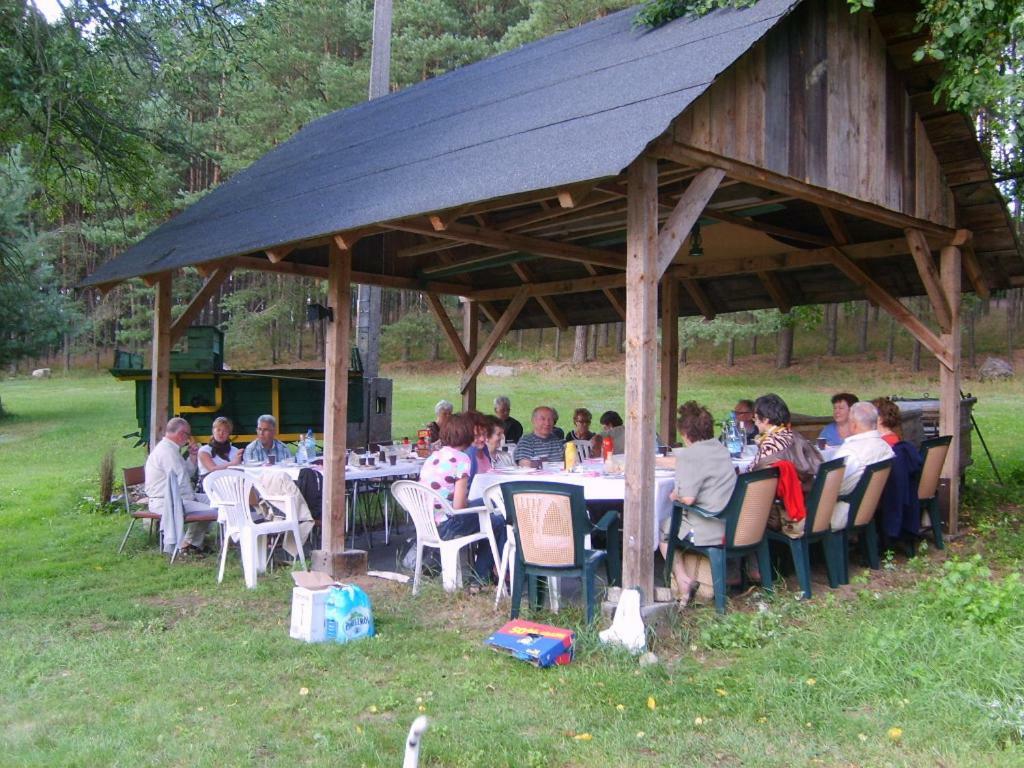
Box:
[672,0,954,228]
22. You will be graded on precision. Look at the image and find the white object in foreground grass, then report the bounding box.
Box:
[599,587,646,653]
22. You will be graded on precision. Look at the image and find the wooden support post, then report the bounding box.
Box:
[149,273,172,449]
[659,273,679,447]
[939,245,962,534]
[462,300,479,411]
[623,156,658,600]
[315,239,366,577]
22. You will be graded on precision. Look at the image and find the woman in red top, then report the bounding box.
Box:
[873,397,902,447]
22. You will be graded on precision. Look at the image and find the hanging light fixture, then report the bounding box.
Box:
[688,222,704,258]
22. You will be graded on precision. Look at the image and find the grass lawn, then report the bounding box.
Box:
[1,360,1022,767]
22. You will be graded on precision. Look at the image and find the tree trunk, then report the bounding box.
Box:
[554,327,561,361]
[588,325,598,361]
[826,303,838,356]
[516,329,524,351]
[776,325,794,369]
[967,304,976,369]
[599,323,609,348]
[537,327,544,356]
[858,301,869,353]
[911,338,921,372]
[679,346,688,366]
[886,314,895,364]
[751,334,758,355]
[726,337,735,367]
[572,325,587,364]
[616,322,624,353]
[430,335,439,361]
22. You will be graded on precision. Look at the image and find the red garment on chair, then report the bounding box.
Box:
[774,460,807,522]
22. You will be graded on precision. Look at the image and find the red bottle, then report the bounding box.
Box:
[602,436,614,462]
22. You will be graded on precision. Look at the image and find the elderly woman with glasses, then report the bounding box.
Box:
[564,407,596,443]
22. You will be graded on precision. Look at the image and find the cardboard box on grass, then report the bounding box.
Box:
[289,571,337,643]
[485,619,574,667]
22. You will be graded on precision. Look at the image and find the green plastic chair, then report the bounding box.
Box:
[837,458,893,583]
[500,481,618,624]
[766,458,846,599]
[664,467,780,614]
[917,435,952,549]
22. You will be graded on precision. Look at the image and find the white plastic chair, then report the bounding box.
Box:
[204,470,307,588]
[391,480,500,595]
[573,440,593,460]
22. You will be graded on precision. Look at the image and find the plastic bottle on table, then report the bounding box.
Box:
[305,428,316,461]
[602,436,614,470]
[295,438,307,464]
[725,411,744,459]
[564,441,577,473]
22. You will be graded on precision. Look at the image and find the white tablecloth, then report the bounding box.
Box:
[237,459,424,483]
[468,469,676,551]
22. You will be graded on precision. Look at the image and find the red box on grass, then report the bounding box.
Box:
[485,619,574,668]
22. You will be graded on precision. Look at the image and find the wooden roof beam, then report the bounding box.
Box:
[426,293,470,368]
[905,227,953,332]
[818,205,851,245]
[961,243,990,299]
[387,218,626,270]
[584,264,626,320]
[827,247,953,370]
[461,288,530,392]
[681,278,715,320]
[557,181,598,209]
[265,245,294,264]
[704,208,833,247]
[757,271,792,314]
[169,267,232,345]
[651,139,957,238]
[656,167,726,276]
[512,263,569,330]
[469,272,626,303]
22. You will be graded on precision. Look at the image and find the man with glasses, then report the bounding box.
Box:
[733,399,759,442]
[243,414,292,464]
[144,417,214,556]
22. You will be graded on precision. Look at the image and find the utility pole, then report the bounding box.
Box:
[356,0,392,378]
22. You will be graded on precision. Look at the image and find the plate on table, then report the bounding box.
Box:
[494,467,536,474]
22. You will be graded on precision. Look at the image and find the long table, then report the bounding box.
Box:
[468,467,677,551]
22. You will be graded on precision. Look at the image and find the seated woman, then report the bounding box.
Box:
[593,410,625,454]
[426,399,454,446]
[873,398,923,552]
[659,401,737,605]
[750,393,821,536]
[418,412,506,584]
[818,392,859,446]
[466,411,498,477]
[197,416,242,478]
[565,407,596,443]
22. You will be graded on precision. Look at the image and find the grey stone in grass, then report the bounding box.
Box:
[484,365,517,377]
[979,357,1013,381]
[638,651,658,667]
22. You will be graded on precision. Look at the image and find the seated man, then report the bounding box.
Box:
[426,399,453,445]
[243,414,292,464]
[145,417,215,556]
[516,406,566,466]
[831,401,894,529]
[493,395,523,443]
[733,399,758,442]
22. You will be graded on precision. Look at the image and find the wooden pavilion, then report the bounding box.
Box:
[83,0,1023,597]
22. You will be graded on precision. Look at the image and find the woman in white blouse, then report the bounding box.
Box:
[197,416,242,477]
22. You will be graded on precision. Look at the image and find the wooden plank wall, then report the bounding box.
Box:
[673,0,954,228]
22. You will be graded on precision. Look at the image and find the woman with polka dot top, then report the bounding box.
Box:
[418,412,506,584]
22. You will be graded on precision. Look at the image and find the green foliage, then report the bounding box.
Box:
[634,0,755,28]
[380,309,446,361]
[925,555,1024,631]
[698,605,786,649]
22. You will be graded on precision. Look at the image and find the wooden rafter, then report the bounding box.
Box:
[512,263,568,330]
[905,227,953,332]
[265,245,294,264]
[818,205,851,245]
[655,167,726,276]
[960,243,990,299]
[704,208,833,247]
[557,181,598,209]
[826,247,953,370]
[681,278,715,320]
[652,139,957,238]
[757,271,792,313]
[584,264,626,320]
[426,293,470,368]
[460,288,530,391]
[428,206,471,232]
[169,267,232,345]
[388,218,626,270]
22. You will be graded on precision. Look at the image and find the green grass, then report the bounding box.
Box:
[1,365,1022,767]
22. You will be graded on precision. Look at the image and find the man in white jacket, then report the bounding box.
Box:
[831,402,894,529]
[145,417,215,554]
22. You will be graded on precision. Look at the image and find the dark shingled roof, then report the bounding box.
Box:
[83,0,802,287]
